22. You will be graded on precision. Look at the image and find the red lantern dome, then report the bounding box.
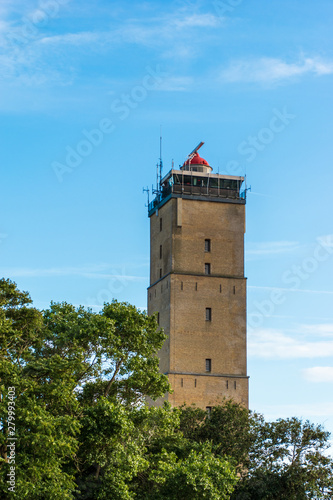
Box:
[182,152,210,167]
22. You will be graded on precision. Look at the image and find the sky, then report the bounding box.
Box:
[1,0,333,446]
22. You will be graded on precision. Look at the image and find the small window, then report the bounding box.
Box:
[206,406,212,414]
[205,308,212,321]
[205,239,211,252]
[234,381,237,390]
[181,378,183,387]
[194,379,197,388]
[157,312,159,325]
[205,358,211,372]
[195,282,198,291]
[160,218,162,231]
[160,268,162,279]
[226,380,229,389]
[205,263,211,275]
[160,245,162,259]
[233,286,236,295]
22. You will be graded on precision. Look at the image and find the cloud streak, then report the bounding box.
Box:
[259,402,333,420]
[303,366,333,383]
[246,240,300,256]
[249,326,333,359]
[220,56,333,84]
[0,265,146,280]
[249,285,333,296]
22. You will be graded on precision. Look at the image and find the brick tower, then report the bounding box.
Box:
[147,142,248,409]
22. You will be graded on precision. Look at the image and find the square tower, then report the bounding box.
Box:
[147,143,248,409]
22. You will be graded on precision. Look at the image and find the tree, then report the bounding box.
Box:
[147,443,238,500]
[232,417,333,500]
[179,399,260,471]
[0,278,79,499]
[1,279,333,500]
[178,400,333,500]
[0,279,170,499]
[122,404,239,500]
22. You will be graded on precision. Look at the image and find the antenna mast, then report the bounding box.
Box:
[159,126,163,189]
[143,186,150,207]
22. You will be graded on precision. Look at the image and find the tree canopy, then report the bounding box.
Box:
[1,278,332,499]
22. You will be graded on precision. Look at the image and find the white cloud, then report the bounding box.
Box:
[249,327,333,359]
[173,13,220,29]
[249,285,333,296]
[39,31,101,46]
[246,240,300,257]
[300,324,333,337]
[0,265,146,280]
[259,402,333,420]
[220,56,333,84]
[157,76,193,91]
[303,367,333,383]
[0,6,218,88]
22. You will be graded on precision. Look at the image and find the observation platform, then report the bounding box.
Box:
[148,168,246,217]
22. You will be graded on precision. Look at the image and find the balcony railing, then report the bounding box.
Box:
[148,182,245,214]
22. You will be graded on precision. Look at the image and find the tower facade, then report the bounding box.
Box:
[147,144,248,409]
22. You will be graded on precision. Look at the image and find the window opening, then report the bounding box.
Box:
[205,263,211,275]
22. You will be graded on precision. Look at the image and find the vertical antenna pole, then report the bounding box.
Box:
[159,126,163,191]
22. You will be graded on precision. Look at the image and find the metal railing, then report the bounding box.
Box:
[148,183,245,214]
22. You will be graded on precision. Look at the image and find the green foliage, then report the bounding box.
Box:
[1,279,333,500]
[179,400,261,470]
[0,280,170,499]
[147,443,238,500]
[0,279,80,499]
[232,417,333,500]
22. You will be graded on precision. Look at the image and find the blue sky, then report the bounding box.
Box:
[1,0,333,444]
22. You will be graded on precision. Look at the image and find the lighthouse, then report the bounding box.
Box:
[147,143,248,409]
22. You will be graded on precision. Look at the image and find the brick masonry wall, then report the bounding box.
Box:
[148,194,248,409]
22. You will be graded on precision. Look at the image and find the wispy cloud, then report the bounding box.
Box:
[0,2,222,90]
[246,240,300,257]
[249,285,333,296]
[0,265,146,280]
[303,366,333,383]
[157,76,193,91]
[249,326,333,359]
[220,56,333,84]
[300,324,333,337]
[259,402,333,420]
[173,13,220,29]
[39,31,100,46]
